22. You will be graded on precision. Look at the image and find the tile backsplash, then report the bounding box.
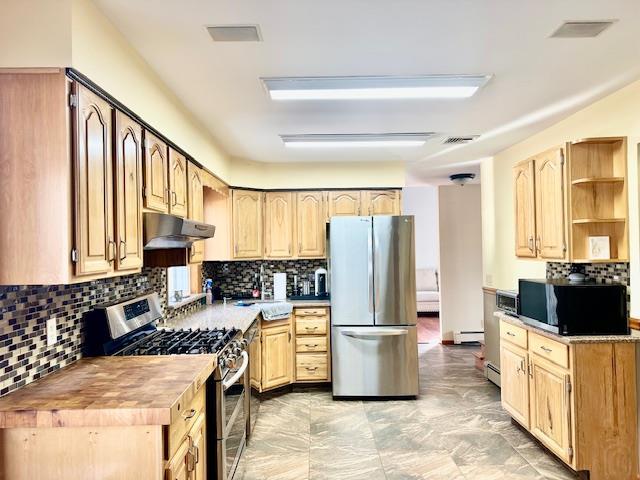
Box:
[203,259,328,299]
[0,267,201,397]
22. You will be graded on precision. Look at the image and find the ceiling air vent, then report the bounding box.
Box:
[206,25,262,42]
[443,135,479,145]
[550,21,616,38]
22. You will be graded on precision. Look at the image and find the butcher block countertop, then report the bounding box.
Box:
[0,355,215,429]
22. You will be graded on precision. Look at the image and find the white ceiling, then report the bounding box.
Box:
[93,0,640,182]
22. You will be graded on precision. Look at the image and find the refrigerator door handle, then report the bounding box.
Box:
[367,221,374,314]
[341,328,408,339]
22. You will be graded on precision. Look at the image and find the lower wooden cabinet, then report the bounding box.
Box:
[498,315,638,480]
[261,322,293,390]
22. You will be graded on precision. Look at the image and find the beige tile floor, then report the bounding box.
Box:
[235,344,577,480]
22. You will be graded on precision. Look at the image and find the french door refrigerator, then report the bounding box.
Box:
[329,215,418,397]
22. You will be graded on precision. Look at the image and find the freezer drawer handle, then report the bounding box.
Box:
[341,329,408,339]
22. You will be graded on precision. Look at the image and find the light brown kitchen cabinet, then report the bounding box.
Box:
[498,315,638,480]
[231,189,263,259]
[294,308,331,382]
[328,191,361,216]
[72,84,115,276]
[361,190,401,215]
[166,436,191,480]
[113,111,144,271]
[169,148,188,218]
[296,191,326,258]
[534,147,566,259]
[261,321,292,391]
[188,412,206,480]
[187,162,205,264]
[143,131,169,213]
[513,159,537,258]
[264,192,294,258]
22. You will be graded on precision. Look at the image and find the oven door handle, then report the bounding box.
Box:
[222,351,249,391]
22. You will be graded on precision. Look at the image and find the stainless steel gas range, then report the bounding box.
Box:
[84,292,250,480]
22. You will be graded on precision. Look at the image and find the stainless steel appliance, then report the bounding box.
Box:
[329,216,418,397]
[84,293,250,480]
[496,289,519,317]
[483,289,505,387]
[144,212,215,249]
[519,279,628,335]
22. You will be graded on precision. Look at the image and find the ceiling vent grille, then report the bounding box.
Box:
[550,21,616,38]
[206,25,262,42]
[443,135,479,145]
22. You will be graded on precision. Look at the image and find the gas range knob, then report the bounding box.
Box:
[225,354,237,368]
[241,338,249,347]
[232,346,243,355]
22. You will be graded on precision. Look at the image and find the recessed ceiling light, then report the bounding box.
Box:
[280,133,435,148]
[262,75,491,100]
[550,21,616,38]
[206,25,262,42]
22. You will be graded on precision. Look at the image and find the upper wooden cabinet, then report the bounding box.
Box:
[264,192,294,258]
[362,190,401,215]
[515,138,628,262]
[296,191,326,258]
[113,111,144,271]
[187,161,205,264]
[328,191,361,216]
[232,189,263,259]
[514,159,537,258]
[169,148,188,218]
[72,84,115,276]
[143,132,169,213]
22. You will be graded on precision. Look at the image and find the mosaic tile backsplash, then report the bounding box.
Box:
[546,261,631,311]
[203,259,328,299]
[0,268,201,397]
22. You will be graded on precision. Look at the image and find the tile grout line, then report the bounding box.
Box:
[363,400,390,480]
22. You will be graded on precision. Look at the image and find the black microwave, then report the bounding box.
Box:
[518,279,628,336]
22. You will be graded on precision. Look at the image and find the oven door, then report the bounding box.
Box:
[216,351,249,480]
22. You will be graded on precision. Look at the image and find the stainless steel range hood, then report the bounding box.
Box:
[143,212,215,250]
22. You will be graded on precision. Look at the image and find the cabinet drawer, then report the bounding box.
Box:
[296,335,327,353]
[295,307,328,317]
[296,317,327,335]
[167,387,205,460]
[500,320,528,349]
[296,354,328,381]
[530,332,569,369]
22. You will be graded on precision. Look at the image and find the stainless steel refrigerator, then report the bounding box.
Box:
[329,215,418,397]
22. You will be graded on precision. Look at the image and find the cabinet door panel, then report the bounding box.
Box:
[189,413,206,480]
[296,191,326,257]
[143,132,169,213]
[114,111,143,271]
[232,190,263,258]
[265,192,294,258]
[500,342,530,428]
[73,84,114,276]
[261,325,292,390]
[169,148,188,217]
[362,190,400,215]
[535,148,566,259]
[187,162,204,263]
[328,191,361,216]
[529,357,572,464]
[514,160,536,257]
[250,328,262,391]
[165,436,190,480]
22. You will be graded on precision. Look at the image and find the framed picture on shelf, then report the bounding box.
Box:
[588,236,610,260]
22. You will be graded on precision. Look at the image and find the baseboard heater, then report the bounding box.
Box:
[453,330,484,345]
[486,362,501,387]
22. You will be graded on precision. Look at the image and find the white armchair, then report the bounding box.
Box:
[416,268,440,314]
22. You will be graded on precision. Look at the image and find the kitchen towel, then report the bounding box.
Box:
[261,302,293,321]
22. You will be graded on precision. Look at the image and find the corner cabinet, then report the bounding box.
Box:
[498,315,638,480]
[231,189,263,259]
[252,317,293,392]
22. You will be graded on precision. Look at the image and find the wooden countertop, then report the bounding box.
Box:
[0,355,215,428]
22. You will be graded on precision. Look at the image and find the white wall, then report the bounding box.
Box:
[438,185,484,341]
[402,186,439,270]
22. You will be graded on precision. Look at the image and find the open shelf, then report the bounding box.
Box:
[571,177,624,185]
[572,218,626,224]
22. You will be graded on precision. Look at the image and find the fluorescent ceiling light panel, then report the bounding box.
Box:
[281,133,435,148]
[262,75,491,100]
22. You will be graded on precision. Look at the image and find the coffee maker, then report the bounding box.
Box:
[314,268,328,297]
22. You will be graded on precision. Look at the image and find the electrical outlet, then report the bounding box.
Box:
[46,317,57,346]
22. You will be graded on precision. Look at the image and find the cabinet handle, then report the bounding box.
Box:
[172,191,178,206]
[506,331,516,337]
[306,344,319,348]
[164,188,170,205]
[119,239,127,261]
[305,366,318,371]
[187,445,197,472]
[108,238,116,262]
[305,326,318,332]
[288,331,292,342]
[528,359,534,379]
[528,236,534,252]
[182,408,197,420]
[539,345,553,353]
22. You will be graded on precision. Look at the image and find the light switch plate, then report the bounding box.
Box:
[46,317,57,346]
